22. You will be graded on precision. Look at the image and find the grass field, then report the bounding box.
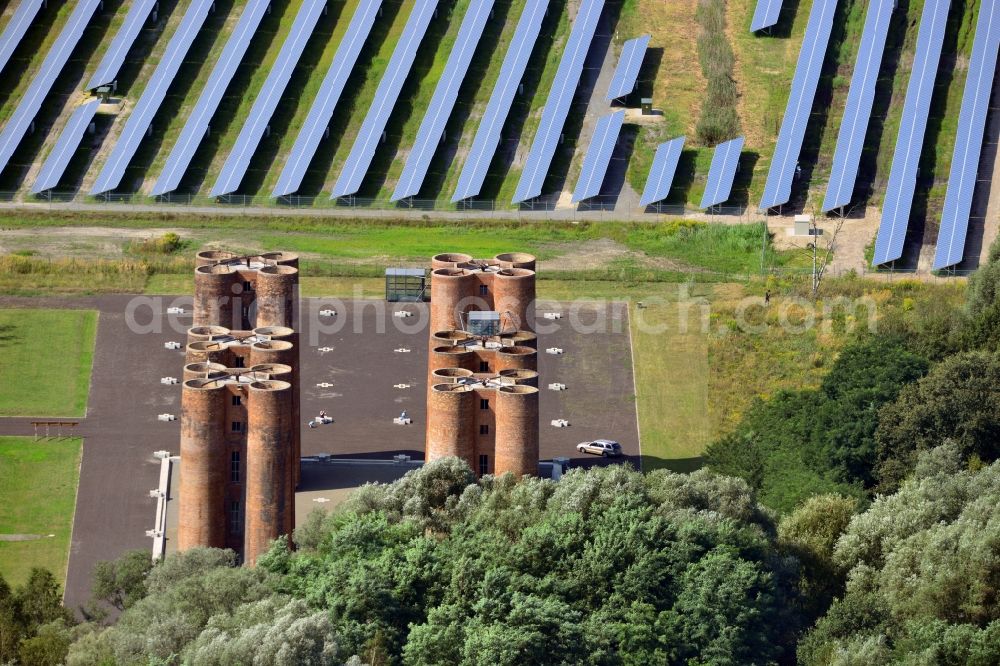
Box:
[0,437,82,587]
[0,309,98,416]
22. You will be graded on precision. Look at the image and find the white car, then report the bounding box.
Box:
[576,439,622,457]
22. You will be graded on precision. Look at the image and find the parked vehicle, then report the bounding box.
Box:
[576,439,622,457]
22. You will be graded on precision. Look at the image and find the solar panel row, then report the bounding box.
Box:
[871,0,950,266]
[822,0,893,212]
[331,0,439,198]
[605,34,649,101]
[86,0,157,90]
[639,136,684,206]
[211,1,328,197]
[31,99,100,193]
[933,0,999,270]
[272,0,383,197]
[512,0,604,203]
[152,0,271,196]
[0,0,44,78]
[392,0,495,201]
[701,136,744,208]
[91,0,216,195]
[750,0,781,32]
[0,0,101,177]
[572,109,623,202]
[451,0,548,202]
[758,0,836,210]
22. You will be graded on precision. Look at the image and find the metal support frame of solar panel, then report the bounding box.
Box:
[606,34,649,101]
[152,0,271,196]
[30,99,100,193]
[933,0,1000,270]
[512,0,604,203]
[451,0,548,202]
[330,0,438,198]
[86,0,158,90]
[0,0,44,78]
[750,0,781,32]
[0,0,101,177]
[822,0,893,212]
[701,136,744,209]
[571,110,623,202]
[871,0,950,266]
[392,0,495,201]
[639,136,684,206]
[90,0,215,195]
[211,1,328,198]
[272,0,382,198]
[758,0,836,210]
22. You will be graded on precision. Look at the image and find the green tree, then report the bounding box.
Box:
[88,549,153,616]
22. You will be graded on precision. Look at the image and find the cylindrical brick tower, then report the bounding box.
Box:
[429,346,477,375]
[430,268,476,334]
[426,384,476,470]
[244,380,293,566]
[186,325,230,345]
[494,252,536,271]
[185,340,232,367]
[494,385,539,477]
[249,337,299,487]
[195,250,237,267]
[182,362,228,382]
[493,268,536,332]
[254,266,297,329]
[178,378,228,550]
[431,368,475,385]
[431,252,473,270]
[498,368,539,387]
[194,265,237,329]
[495,346,537,372]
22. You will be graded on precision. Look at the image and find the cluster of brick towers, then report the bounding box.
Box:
[178,250,300,565]
[425,252,540,477]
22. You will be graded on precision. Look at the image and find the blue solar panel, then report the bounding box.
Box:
[152,0,271,196]
[451,0,547,202]
[750,0,781,32]
[701,136,744,208]
[512,0,604,203]
[758,0,836,210]
[822,0,893,212]
[211,1,327,197]
[31,99,99,193]
[639,136,684,206]
[0,0,101,176]
[872,0,950,265]
[86,0,157,90]
[606,34,648,100]
[571,110,623,202]
[933,0,999,269]
[0,0,44,78]
[392,0,495,201]
[90,0,215,195]
[330,0,439,198]
[272,0,382,197]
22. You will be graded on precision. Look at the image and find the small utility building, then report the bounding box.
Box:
[385,268,427,302]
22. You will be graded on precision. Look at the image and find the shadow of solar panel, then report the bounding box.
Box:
[90,0,215,195]
[572,110,623,202]
[0,0,44,78]
[273,0,382,197]
[606,34,648,101]
[87,0,157,90]
[639,136,684,206]
[0,0,101,176]
[750,0,781,32]
[451,0,548,202]
[31,99,100,193]
[701,136,744,208]
[512,0,604,203]
[872,0,950,266]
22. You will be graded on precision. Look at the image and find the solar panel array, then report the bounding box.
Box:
[822,0,893,212]
[392,0,495,201]
[273,0,383,197]
[512,0,604,203]
[211,1,328,197]
[933,0,1000,270]
[871,0,950,265]
[701,136,744,208]
[152,0,271,196]
[0,0,44,78]
[0,0,101,176]
[86,0,157,90]
[91,0,215,195]
[758,0,836,210]
[639,136,684,206]
[571,109,623,202]
[605,34,649,101]
[31,99,99,193]
[750,0,781,32]
[451,0,548,202]
[331,0,438,198]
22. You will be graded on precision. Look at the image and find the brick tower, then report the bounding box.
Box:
[178,251,300,565]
